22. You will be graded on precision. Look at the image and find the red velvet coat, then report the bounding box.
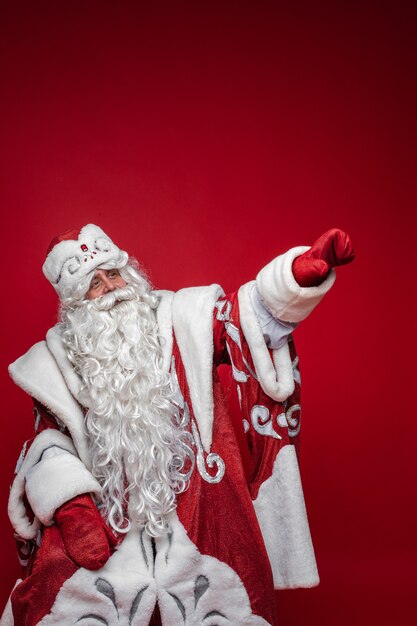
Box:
[2,247,335,626]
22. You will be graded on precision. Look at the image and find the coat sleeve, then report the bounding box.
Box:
[8,400,101,543]
[212,246,335,589]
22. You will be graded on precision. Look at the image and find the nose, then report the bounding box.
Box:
[102,276,116,293]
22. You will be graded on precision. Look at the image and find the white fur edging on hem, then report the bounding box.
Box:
[8,341,90,467]
[253,444,319,589]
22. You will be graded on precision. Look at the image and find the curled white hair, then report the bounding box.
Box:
[60,261,192,536]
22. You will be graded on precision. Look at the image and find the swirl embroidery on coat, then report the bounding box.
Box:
[191,421,225,484]
[251,405,282,440]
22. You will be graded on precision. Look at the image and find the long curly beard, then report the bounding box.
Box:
[60,273,191,537]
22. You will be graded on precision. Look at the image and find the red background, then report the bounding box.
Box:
[0,2,415,624]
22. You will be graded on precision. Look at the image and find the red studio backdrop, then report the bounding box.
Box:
[0,2,415,624]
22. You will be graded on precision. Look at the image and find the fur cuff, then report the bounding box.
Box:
[25,451,101,527]
[8,430,100,539]
[8,341,90,467]
[238,281,295,402]
[256,246,336,323]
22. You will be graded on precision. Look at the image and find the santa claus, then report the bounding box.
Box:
[1,224,354,626]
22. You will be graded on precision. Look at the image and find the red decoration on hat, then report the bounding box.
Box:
[80,244,88,252]
[46,228,82,256]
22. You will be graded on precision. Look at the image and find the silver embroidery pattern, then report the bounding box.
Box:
[292,355,301,385]
[176,432,196,482]
[275,403,301,437]
[276,411,288,428]
[215,299,232,321]
[236,384,242,409]
[225,341,249,382]
[191,421,225,484]
[286,403,301,438]
[225,322,258,380]
[250,405,282,440]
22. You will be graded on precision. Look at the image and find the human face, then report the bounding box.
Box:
[86,268,127,300]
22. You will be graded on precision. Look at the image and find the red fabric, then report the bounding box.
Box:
[218,292,301,492]
[8,293,302,625]
[11,401,70,580]
[54,493,117,570]
[11,525,78,626]
[9,402,118,624]
[175,350,278,626]
[292,228,355,287]
[45,227,81,256]
[173,290,301,625]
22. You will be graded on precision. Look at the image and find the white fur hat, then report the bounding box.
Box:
[43,224,128,298]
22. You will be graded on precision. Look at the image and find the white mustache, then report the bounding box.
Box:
[89,284,138,311]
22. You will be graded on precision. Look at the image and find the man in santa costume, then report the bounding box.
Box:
[1,224,354,626]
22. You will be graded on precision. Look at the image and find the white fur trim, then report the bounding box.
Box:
[8,341,90,466]
[238,281,295,402]
[8,431,75,539]
[26,450,101,527]
[256,246,336,323]
[42,224,128,296]
[253,445,319,589]
[155,290,174,373]
[154,513,271,625]
[46,326,84,403]
[172,285,225,453]
[35,514,271,624]
[0,579,21,626]
[38,527,156,625]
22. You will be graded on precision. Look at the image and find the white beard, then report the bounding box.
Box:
[60,276,191,537]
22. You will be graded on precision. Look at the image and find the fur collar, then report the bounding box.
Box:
[172,284,225,452]
[9,287,223,458]
[8,341,90,466]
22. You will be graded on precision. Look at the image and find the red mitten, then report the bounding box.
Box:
[55,493,117,570]
[292,228,355,287]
